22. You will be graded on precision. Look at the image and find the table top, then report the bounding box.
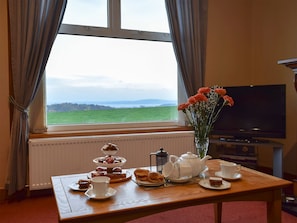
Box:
[51,159,291,223]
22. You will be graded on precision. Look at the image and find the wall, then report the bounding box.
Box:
[250,0,297,174]
[0,0,297,194]
[0,0,10,199]
[206,0,253,85]
[206,0,297,174]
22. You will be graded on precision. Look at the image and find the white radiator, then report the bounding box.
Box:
[28,131,195,190]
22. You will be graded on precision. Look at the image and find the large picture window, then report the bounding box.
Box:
[32,0,183,132]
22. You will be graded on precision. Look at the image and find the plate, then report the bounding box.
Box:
[135,179,165,187]
[168,176,192,183]
[215,171,241,181]
[87,170,132,183]
[68,182,90,192]
[199,179,231,190]
[85,187,117,200]
[93,156,127,168]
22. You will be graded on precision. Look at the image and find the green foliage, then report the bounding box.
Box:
[47,106,178,125]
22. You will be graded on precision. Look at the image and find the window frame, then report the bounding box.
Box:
[30,0,187,135]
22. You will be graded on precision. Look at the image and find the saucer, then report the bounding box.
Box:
[215,171,241,181]
[199,179,231,190]
[85,187,116,200]
[168,176,192,183]
[69,182,89,192]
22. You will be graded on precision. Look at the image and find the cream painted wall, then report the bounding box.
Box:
[250,0,297,174]
[0,0,297,191]
[0,0,10,191]
[206,0,297,174]
[206,0,253,85]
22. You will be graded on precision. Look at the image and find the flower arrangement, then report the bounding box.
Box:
[178,86,234,158]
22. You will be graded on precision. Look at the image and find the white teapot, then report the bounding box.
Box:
[162,152,211,180]
[162,155,192,181]
[180,152,211,177]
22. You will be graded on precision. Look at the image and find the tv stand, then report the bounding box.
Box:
[219,137,270,144]
[210,138,283,178]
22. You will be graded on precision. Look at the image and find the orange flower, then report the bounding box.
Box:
[188,96,198,104]
[194,93,208,102]
[198,87,211,94]
[223,95,234,106]
[215,88,226,96]
[177,85,235,147]
[178,103,189,110]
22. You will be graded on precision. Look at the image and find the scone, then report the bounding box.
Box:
[147,172,164,183]
[134,169,150,181]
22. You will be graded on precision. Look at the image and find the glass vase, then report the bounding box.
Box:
[194,136,209,159]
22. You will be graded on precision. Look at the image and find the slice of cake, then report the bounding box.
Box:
[209,177,223,187]
[78,179,90,189]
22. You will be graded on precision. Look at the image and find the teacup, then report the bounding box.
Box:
[220,162,241,178]
[91,176,110,196]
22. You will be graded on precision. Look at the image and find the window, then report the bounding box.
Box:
[32,0,184,133]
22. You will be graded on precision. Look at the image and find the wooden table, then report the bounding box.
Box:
[51,159,291,223]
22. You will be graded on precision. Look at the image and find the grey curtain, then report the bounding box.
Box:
[6,0,67,196]
[165,0,208,97]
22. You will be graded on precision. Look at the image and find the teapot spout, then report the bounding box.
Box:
[201,155,212,163]
[197,155,212,176]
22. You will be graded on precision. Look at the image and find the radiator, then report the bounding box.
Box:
[28,131,195,190]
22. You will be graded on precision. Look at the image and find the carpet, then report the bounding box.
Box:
[1,195,296,223]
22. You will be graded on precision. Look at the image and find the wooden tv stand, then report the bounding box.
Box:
[210,138,283,178]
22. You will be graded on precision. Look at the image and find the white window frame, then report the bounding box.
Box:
[30,0,187,134]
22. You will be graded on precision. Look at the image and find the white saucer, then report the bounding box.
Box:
[215,171,241,180]
[85,187,116,200]
[68,182,89,192]
[199,179,231,190]
[168,176,192,183]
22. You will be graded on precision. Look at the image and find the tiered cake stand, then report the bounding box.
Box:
[89,143,131,183]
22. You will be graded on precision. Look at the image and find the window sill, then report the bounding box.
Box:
[29,126,192,139]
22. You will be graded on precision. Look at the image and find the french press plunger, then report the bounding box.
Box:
[150,147,168,173]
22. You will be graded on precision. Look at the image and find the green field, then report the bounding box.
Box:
[47,106,178,125]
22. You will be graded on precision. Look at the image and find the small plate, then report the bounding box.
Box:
[168,176,192,183]
[215,171,242,181]
[199,179,231,190]
[136,179,165,187]
[85,187,117,200]
[93,156,127,168]
[68,182,89,192]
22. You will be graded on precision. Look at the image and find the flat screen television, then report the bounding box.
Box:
[211,84,286,142]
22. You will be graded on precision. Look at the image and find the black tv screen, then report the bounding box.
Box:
[211,84,286,140]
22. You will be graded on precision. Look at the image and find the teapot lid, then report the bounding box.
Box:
[181,152,198,159]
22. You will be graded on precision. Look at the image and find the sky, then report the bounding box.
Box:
[45,0,177,105]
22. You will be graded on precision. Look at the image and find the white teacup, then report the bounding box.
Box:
[91,176,110,196]
[220,162,241,178]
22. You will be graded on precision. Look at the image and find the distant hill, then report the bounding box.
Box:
[47,99,177,111]
[47,103,113,112]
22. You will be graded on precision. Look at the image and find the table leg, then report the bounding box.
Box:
[267,190,282,223]
[214,202,222,223]
[273,146,283,178]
